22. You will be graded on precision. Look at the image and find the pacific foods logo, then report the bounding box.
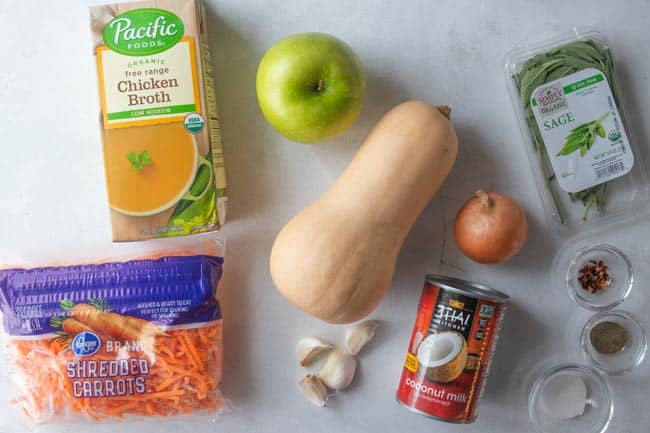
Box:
[71,331,102,357]
[534,85,568,117]
[102,8,184,56]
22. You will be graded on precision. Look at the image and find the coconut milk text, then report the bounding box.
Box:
[396,275,508,423]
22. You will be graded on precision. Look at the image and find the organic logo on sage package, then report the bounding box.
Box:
[532,84,567,117]
[102,8,184,56]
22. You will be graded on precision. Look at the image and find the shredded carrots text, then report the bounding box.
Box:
[8,322,223,423]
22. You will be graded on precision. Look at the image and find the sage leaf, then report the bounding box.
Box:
[546,65,575,82]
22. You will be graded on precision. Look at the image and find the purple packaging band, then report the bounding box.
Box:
[0,255,223,337]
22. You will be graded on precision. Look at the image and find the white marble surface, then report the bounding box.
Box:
[0,0,649,432]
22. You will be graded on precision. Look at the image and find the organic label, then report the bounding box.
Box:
[97,38,199,127]
[102,8,184,56]
[531,68,633,194]
[184,113,205,133]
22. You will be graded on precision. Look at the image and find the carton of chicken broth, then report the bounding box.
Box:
[90,0,227,241]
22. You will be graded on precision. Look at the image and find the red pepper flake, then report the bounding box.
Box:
[578,260,611,294]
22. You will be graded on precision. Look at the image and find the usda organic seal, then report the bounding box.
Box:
[184,113,205,133]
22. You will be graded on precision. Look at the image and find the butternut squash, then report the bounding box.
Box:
[270,101,458,323]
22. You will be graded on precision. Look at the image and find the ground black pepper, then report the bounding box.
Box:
[590,321,628,354]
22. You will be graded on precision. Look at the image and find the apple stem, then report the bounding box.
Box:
[315,79,324,92]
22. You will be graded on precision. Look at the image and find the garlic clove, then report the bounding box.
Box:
[299,374,328,407]
[345,319,378,356]
[296,337,334,367]
[318,348,357,390]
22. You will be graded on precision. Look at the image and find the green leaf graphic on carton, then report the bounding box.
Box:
[102,8,184,56]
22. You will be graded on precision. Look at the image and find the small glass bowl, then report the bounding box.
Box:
[566,244,633,311]
[529,364,612,433]
[581,310,647,375]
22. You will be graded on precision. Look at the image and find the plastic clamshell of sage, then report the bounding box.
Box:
[504,28,650,236]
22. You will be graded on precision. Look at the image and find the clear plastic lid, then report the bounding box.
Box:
[505,27,649,236]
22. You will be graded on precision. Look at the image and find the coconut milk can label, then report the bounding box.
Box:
[96,9,199,128]
[430,290,477,339]
[396,279,507,423]
[531,68,634,193]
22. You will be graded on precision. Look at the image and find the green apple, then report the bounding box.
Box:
[256,32,366,144]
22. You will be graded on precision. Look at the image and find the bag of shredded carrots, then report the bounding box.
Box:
[0,246,226,425]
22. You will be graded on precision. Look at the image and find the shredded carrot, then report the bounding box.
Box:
[121,390,186,401]
[106,401,139,416]
[179,333,202,370]
[154,375,178,392]
[7,322,224,423]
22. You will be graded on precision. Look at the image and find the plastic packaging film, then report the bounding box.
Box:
[0,242,227,425]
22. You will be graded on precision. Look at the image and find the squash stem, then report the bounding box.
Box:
[436,105,452,119]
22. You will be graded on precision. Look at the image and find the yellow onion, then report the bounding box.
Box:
[453,190,527,264]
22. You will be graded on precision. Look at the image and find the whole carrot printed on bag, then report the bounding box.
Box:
[0,252,226,424]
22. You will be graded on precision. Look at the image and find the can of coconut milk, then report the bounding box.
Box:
[396,274,509,423]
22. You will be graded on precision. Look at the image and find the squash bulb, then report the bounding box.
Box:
[270,101,458,323]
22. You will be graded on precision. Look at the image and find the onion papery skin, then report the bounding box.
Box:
[453,190,528,264]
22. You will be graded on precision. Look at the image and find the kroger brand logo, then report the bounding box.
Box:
[71,332,101,357]
[102,8,184,56]
[534,85,568,117]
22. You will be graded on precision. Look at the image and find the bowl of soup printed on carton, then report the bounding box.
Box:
[90,0,227,242]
